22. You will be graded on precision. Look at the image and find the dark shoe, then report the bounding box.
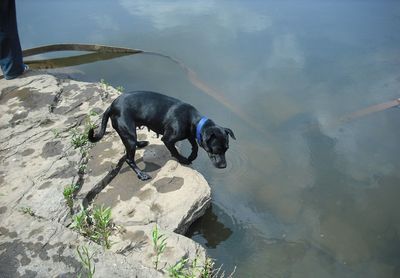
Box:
[4,64,30,80]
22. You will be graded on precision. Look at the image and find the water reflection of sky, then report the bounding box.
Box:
[18,1,400,277]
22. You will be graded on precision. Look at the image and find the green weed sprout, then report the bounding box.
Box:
[77,245,96,278]
[168,257,190,277]
[100,78,110,90]
[92,205,113,249]
[168,256,235,278]
[152,224,168,270]
[71,204,90,234]
[72,204,113,249]
[20,207,34,216]
[70,112,97,155]
[116,86,124,93]
[63,184,78,212]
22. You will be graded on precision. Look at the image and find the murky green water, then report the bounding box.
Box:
[18,1,400,277]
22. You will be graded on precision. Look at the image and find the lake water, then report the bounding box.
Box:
[18,1,400,277]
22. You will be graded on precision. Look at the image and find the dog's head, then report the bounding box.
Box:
[201,125,236,169]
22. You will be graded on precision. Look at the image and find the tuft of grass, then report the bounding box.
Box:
[71,205,91,234]
[71,128,89,150]
[20,207,35,216]
[100,78,110,90]
[71,204,114,249]
[116,86,124,93]
[201,257,214,278]
[76,245,96,278]
[92,205,113,249]
[88,110,98,117]
[168,256,236,278]
[168,257,190,278]
[152,224,168,270]
[78,164,87,174]
[63,184,79,212]
[52,128,60,138]
[70,112,97,155]
[100,78,124,94]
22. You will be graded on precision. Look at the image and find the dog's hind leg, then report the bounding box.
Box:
[112,118,151,181]
[135,126,149,148]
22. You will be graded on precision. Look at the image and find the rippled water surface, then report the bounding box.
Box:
[18,1,400,277]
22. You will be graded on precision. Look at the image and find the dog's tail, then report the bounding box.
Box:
[88,106,111,143]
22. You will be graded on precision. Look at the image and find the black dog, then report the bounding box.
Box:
[88,91,235,180]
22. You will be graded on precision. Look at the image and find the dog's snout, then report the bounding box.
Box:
[217,162,227,169]
[208,153,227,169]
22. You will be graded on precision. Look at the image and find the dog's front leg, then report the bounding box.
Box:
[164,141,191,165]
[162,135,191,165]
[187,137,198,162]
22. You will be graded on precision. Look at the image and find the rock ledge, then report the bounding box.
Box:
[0,72,211,277]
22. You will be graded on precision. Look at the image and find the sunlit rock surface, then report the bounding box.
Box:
[0,71,211,277]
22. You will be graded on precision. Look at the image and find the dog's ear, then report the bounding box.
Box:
[225,128,236,140]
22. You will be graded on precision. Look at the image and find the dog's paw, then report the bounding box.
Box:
[187,154,197,162]
[137,172,151,181]
[178,157,191,165]
[137,140,149,148]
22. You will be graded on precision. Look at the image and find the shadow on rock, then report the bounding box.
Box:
[92,144,173,209]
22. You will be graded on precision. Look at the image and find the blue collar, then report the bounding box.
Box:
[196,117,209,144]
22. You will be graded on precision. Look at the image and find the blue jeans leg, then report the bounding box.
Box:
[0,0,24,80]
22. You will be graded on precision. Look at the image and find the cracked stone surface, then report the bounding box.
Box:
[0,71,211,277]
[0,212,162,278]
